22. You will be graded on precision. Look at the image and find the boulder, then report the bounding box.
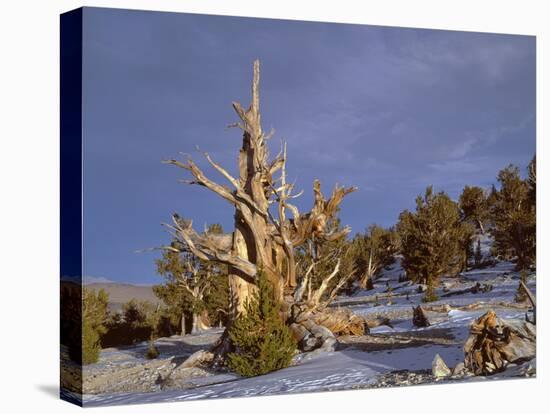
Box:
[432,353,451,378]
[320,336,337,352]
[301,334,322,352]
[309,323,334,341]
[296,320,336,352]
[452,362,465,376]
[181,350,214,368]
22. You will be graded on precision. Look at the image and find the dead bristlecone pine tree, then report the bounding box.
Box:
[160,60,358,367]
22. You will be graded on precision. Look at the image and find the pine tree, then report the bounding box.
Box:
[397,186,464,302]
[486,184,499,224]
[154,224,229,334]
[82,288,109,364]
[458,221,476,272]
[351,224,397,290]
[490,164,535,270]
[459,185,489,234]
[527,156,536,207]
[227,270,296,377]
[122,299,154,328]
[527,156,536,262]
[295,217,354,298]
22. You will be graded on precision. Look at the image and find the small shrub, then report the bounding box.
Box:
[227,271,296,377]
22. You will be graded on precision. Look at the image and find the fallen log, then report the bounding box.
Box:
[463,310,536,376]
[312,308,366,336]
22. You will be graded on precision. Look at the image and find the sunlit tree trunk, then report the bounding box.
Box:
[162,60,357,355]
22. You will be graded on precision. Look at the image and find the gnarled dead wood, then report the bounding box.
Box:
[166,214,257,280]
[162,60,359,362]
[464,310,536,375]
[289,180,356,247]
[312,308,366,336]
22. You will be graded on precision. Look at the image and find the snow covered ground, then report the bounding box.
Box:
[79,244,536,407]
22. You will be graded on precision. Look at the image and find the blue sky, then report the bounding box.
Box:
[81,7,535,284]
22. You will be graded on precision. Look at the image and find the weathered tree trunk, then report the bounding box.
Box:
[163,60,357,359]
[463,310,536,375]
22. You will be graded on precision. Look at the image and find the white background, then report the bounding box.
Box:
[0,0,547,413]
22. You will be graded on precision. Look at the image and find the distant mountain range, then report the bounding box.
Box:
[61,275,161,311]
[87,282,161,311]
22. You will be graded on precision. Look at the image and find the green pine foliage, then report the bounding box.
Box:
[422,285,439,303]
[82,288,109,364]
[102,300,175,347]
[351,224,397,289]
[490,164,536,270]
[203,274,230,327]
[527,156,536,207]
[154,224,230,334]
[459,185,489,234]
[82,320,101,365]
[153,249,193,331]
[122,299,154,328]
[458,221,476,272]
[227,270,296,377]
[397,186,465,301]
